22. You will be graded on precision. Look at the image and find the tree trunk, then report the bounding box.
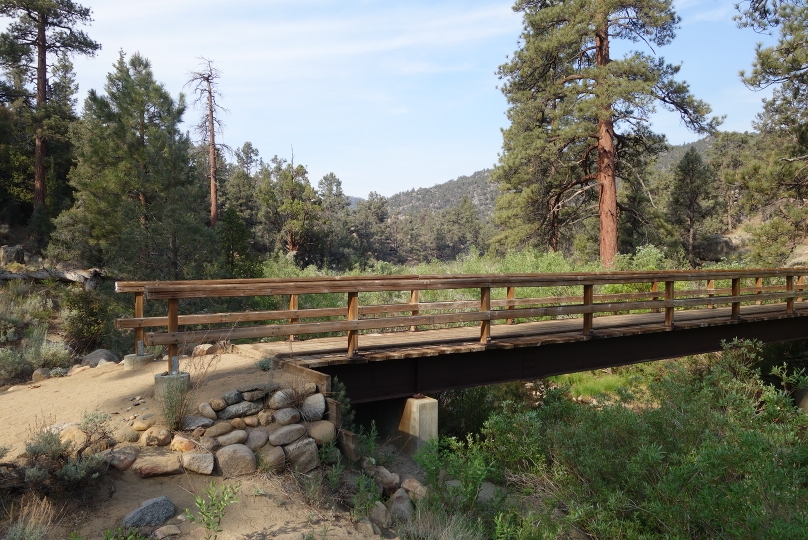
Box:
[0,268,103,290]
[34,13,47,211]
[207,79,218,227]
[595,7,618,267]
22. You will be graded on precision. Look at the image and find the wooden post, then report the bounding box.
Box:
[582,284,594,335]
[289,294,299,341]
[409,289,419,332]
[798,276,804,303]
[167,298,179,374]
[347,291,360,357]
[787,275,795,314]
[664,281,674,327]
[134,292,144,355]
[731,278,741,320]
[480,287,491,343]
[650,282,659,313]
[755,277,763,305]
[506,286,515,324]
[707,279,715,309]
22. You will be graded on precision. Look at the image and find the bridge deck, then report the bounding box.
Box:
[237,301,808,369]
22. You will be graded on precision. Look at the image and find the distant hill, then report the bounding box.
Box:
[655,137,712,173]
[387,169,497,218]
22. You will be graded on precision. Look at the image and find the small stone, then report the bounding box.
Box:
[268,424,306,446]
[217,400,263,420]
[257,410,273,426]
[122,496,175,528]
[182,416,214,430]
[401,477,427,501]
[356,518,375,537]
[143,426,172,446]
[105,446,139,471]
[182,452,214,475]
[373,466,400,496]
[257,445,285,473]
[300,393,326,421]
[204,421,233,438]
[198,402,217,420]
[115,426,141,444]
[191,427,206,438]
[243,415,259,427]
[222,389,243,405]
[239,385,270,401]
[209,398,227,411]
[298,381,318,397]
[198,436,221,453]
[370,501,392,528]
[215,444,256,477]
[230,418,246,430]
[169,434,197,452]
[274,407,301,426]
[217,429,248,446]
[154,524,182,539]
[133,453,183,478]
[245,429,269,451]
[284,437,320,473]
[59,425,86,454]
[477,481,500,504]
[132,416,156,431]
[32,368,50,383]
[268,389,295,409]
[307,420,336,447]
[387,488,413,523]
[80,349,119,367]
[134,395,142,400]
[192,343,218,357]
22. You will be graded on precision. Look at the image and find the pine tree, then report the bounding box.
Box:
[47,52,213,279]
[493,0,719,265]
[666,147,716,267]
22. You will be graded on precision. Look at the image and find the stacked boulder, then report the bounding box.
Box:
[104,381,337,479]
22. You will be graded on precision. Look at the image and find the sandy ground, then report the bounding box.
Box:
[0,352,399,539]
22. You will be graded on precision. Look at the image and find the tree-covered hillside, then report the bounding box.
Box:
[387,169,496,218]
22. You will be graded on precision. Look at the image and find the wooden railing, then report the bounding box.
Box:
[115,269,808,372]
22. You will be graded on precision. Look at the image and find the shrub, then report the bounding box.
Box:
[0,347,29,382]
[60,287,109,354]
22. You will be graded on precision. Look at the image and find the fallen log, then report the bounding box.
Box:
[0,268,103,290]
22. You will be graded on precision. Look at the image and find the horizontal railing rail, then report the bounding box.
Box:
[115,269,808,372]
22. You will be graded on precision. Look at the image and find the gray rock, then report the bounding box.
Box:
[0,245,24,265]
[217,429,248,446]
[268,389,295,409]
[198,436,221,453]
[356,518,377,537]
[370,501,391,528]
[387,488,413,523]
[217,400,263,420]
[307,420,336,447]
[477,481,500,504]
[80,349,119,367]
[284,437,320,473]
[105,446,139,471]
[300,393,326,421]
[246,429,269,451]
[239,384,271,401]
[182,452,214,475]
[401,477,427,501]
[204,421,233,438]
[257,445,285,473]
[114,426,141,444]
[122,496,175,528]
[268,424,306,446]
[154,524,182,539]
[215,444,256,477]
[274,407,301,426]
[32,368,50,382]
[198,402,218,420]
[222,389,243,405]
[373,466,400,496]
[183,415,214,430]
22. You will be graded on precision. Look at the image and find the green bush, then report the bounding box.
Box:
[60,287,109,354]
[0,347,29,382]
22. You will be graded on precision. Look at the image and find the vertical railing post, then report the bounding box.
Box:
[798,276,804,303]
[664,281,674,327]
[731,278,741,320]
[289,294,299,341]
[480,287,491,343]
[506,286,515,324]
[409,289,419,332]
[347,291,360,358]
[582,284,594,335]
[707,279,715,309]
[134,291,144,355]
[755,277,763,305]
[650,282,659,313]
[167,298,179,374]
[787,275,795,314]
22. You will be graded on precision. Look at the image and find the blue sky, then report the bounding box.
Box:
[62,0,776,198]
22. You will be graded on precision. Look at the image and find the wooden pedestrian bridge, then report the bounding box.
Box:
[116,268,808,403]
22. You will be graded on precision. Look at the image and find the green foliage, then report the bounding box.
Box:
[157,376,192,431]
[60,286,108,354]
[437,382,534,437]
[185,481,241,540]
[0,347,28,382]
[100,528,150,540]
[397,506,488,540]
[330,376,355,430]
[350,473,380,519]
[255,356,274,371]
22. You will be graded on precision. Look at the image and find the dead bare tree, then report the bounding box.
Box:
[186,58,227,227]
